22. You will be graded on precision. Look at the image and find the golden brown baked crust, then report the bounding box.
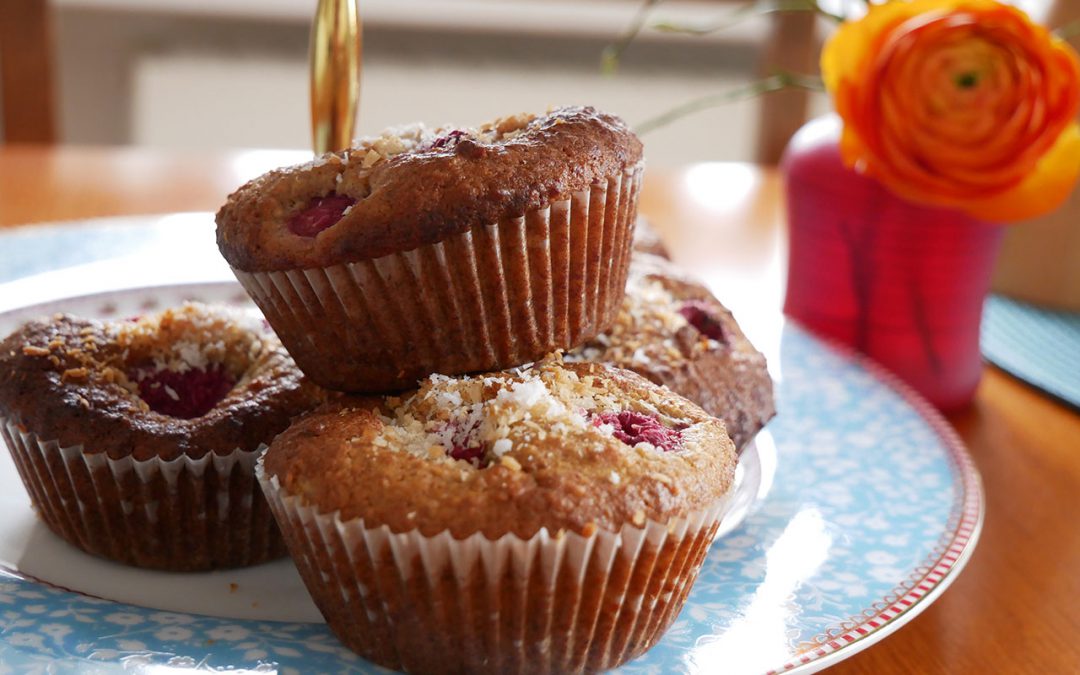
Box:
[264,359,736,540]
[568,253,775,450]
[0,303,327,461]
[216,106,644,272]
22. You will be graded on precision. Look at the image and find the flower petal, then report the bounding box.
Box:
[963,122,1080,221]
[820,0,1080,223]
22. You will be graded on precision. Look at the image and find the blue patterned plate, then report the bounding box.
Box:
[0,282,982,675]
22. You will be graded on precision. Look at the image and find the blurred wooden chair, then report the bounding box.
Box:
[756,10,817,164]
[0,0,56,143]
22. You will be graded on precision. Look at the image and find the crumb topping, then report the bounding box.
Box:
[567,278,725,369]
[265,357,736,539]
[1,303,328,464]
[416,112,536,154]
[20,303,266,419]
[217,106,644,273]
[369,357,695,470]
[280,113,540,239]
[116,304,263,398]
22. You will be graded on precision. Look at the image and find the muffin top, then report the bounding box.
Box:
[566,253,775,450]
[216,106,644,272]
[0,303,327,461]
[264,358,736,539]
[569,253,756,371]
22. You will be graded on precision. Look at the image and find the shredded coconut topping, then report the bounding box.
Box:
[371,358,691,469]
[343,112,539,175]
[301,112,542,234]
[566,275,726,369]
[65,303,264,416]
[117,304,263,384]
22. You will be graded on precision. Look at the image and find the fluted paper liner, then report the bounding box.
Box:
[258,456,730,673]
[0,417,284,571]
[234,165,644,392]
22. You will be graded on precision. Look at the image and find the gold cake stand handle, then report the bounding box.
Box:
[310,0,361,155]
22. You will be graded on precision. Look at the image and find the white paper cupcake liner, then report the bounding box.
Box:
[258,456,730,673]
[234,165,644,392]
[0,417,284,571]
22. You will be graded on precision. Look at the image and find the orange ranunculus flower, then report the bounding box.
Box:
[821,0,1080,222]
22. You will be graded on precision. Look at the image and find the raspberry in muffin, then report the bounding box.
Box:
[0,303,326,571]
[217,106,644,392]
[568,252,775,450]
[259,357,735,673]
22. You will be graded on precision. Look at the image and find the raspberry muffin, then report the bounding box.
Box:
[0,303,326,571]
[259,357,736,674]
[568,253,775,450]
[632,216,670,259]
[217,106,644,392]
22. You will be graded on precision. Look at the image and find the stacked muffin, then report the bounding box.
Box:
[217,107,644,392]
[263,359,736,673]
[219,105,773,671]
[0,106,773,672]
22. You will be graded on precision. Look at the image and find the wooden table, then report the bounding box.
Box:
[1,145,1078,673]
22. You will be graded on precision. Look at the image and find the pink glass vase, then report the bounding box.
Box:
[781,115,1005,410]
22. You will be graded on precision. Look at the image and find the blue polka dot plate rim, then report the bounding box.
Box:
[0,281,983,675]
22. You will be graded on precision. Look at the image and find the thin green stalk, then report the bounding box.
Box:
[654,0,844,35]
[601,0,666,75]
[634,72,824,135]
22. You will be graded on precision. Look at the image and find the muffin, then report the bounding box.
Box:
[0,303,326,571]
[259,357,736,674]
[217,106,644,392]
[632,216,670,259]
[568,253,775,450]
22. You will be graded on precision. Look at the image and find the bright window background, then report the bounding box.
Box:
[51,0,1057,165]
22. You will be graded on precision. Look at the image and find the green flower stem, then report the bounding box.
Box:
[601,0,666,75]
[634,72,824,135]
[653,0,844,36]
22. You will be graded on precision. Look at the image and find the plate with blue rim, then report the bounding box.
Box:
[0,279,982,675]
